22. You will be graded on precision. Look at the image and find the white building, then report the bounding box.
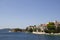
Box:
[38,24,47,32]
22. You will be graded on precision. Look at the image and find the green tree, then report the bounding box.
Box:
[33,28,37,32]
[47,22,56,33]
[28,28,33,32]
[38,28,41,32]
[13,28,22,32]
[56,26,60,33]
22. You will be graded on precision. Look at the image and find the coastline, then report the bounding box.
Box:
[32,32,46,34]
[32,32,60,35]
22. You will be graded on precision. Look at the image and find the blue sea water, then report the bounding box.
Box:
[0,29,60,40]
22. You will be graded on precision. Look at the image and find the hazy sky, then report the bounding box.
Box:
[0,0,60,29]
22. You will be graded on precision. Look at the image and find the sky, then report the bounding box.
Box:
[0,0,60,29]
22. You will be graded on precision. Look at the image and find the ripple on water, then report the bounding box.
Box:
[0,32,60,40]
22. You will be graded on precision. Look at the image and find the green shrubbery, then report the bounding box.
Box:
[45,22,60,33]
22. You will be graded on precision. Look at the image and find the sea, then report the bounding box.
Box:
[0,29,60,40]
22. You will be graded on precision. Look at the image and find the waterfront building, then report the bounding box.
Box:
[54,20,60,28]
[38,24,47,32]
[26,20,60,33]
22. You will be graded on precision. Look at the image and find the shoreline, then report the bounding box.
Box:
[32,32,60,35]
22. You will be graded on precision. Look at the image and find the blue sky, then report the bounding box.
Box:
[0,0,60,29]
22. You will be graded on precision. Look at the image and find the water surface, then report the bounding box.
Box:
[0,29,60,40]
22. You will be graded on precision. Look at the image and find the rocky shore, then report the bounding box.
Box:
[32,32,60,35]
